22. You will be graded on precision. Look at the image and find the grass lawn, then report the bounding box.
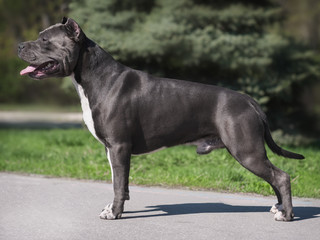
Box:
[0,128,319,198]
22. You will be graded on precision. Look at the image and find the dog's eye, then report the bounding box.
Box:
[42,37,48,42]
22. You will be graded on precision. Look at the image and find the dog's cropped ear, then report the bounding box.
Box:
[61,16,68,24]
[62,17,82,42]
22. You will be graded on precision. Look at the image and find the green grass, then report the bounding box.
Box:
[0,128,319,198]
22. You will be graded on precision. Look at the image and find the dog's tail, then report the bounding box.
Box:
[263,122,304,159]
[248,98,305,160]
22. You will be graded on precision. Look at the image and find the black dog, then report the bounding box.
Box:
[18,17,304,221]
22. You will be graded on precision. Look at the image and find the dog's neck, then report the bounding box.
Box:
[72,36,125,91]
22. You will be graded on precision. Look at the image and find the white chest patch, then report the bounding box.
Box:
[71,76,103,144]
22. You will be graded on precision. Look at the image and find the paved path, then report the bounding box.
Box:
[1,173,319,240]
[0,111,83,128]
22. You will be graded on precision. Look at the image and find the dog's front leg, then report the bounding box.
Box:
[100,143,131,220]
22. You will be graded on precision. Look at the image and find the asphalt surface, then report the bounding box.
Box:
[1,173,320,240]
[0,111,83,128]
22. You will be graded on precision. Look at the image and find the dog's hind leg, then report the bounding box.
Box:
[220,112,294,221]
[269,185,283,214]
[229,145,293,221]
[268,166,293,221]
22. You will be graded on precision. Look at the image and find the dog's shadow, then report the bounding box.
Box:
[123,203,320,221]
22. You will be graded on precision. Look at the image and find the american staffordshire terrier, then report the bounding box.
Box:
[18,17,304,221]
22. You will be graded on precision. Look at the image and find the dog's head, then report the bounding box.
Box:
[18,17,84,79]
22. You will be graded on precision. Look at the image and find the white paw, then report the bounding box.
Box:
[99,203,120,220]
[274,211,286,221]
[270,203,283,214]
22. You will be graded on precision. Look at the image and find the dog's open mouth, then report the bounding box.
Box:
[20,61,59,78]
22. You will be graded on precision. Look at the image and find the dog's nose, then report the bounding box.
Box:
[18,43,25,53]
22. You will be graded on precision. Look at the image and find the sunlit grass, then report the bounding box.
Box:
[0,128,319,198]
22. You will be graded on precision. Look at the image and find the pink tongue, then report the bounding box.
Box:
[20,65,37,76]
